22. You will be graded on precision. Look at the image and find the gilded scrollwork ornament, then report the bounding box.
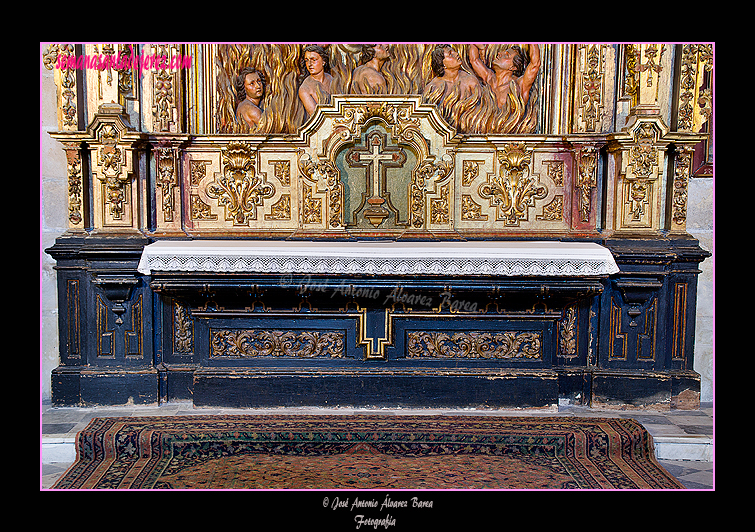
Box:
[407,331,542,359]
[62,142,84,228]
[96,124,129,220]
[671,145,694,231]
[411,153,454,228]
[155,146,178,222]
[206,141,275,225]
[297,151,343,228]
[479,143,547,226]
[211,329,345,358]
[559,306,577,358]
[576,145,598,223]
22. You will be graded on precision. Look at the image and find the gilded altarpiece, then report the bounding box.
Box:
[45,43,712,410]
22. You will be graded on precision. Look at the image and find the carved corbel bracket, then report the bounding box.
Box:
[613,277,663,327]
[92,273,140,324]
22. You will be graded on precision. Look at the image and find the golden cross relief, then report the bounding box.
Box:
[346,129,408,227]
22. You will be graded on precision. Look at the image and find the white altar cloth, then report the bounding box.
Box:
[137,240,619,277]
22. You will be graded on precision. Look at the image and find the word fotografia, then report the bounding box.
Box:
[54,46,192,76]
[325,494,433,530]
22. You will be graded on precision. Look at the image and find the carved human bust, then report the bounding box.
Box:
[423,44,481,101]
[298,45,340,118]
[235,67,265,129]
[350,44,390,95]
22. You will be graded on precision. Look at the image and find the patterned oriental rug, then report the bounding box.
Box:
[51,415,684,490]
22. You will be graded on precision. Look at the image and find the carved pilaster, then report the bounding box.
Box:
[675,44,713,134]
[152,137,190,235]
[624,44,666,116]
[574,44,607,133]
[43,44,80,131]
[60,142,86,230]
[86,103,142,232]
[607,119,668,234]
[84,44,120,128]
[668,145,695,234]
[574,144,599,226]
[142,44,184,133]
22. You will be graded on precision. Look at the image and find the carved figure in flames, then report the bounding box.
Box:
[218,43,541,135]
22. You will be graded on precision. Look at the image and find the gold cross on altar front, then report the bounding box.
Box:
[347,130,406,202]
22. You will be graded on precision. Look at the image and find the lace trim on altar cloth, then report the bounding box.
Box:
[137,241,619,277]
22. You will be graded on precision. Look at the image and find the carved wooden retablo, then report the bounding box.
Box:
[43,43,713,410]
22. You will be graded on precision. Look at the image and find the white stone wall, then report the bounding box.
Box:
[41,60,68,402]
[687,177,715,403]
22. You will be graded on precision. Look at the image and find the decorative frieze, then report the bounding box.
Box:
[406,331,542,360]
[210,329,345,358]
